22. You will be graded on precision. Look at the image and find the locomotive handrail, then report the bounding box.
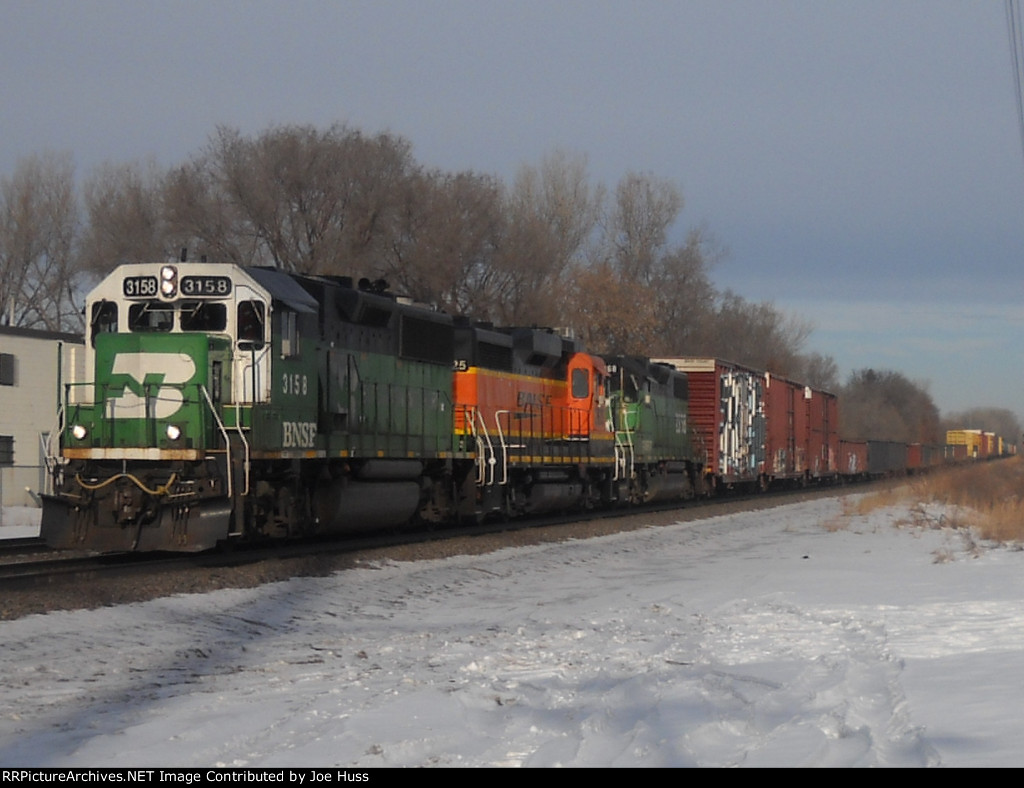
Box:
[42,402,68,491]
[477,408,498,486]
[621,424,636,480]
[493,410,510,486]
[606,399,621,481]
[230,400,252,497]
[611,400,636,482]
[75,471,178,496]
[199,384,250,515]
[461,405,495,486]
[562,405,591,443]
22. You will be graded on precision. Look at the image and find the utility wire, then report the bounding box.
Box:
[1006,0,1024,165]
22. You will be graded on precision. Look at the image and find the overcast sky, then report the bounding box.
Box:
[4,1,1024,419]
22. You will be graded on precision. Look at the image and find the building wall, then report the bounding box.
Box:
[0,327,84,508]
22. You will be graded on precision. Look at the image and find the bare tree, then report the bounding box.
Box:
[684,290,813,376]
[795,351,840,391]
[495,150,602,325]
[0,153,81,330]
[382,170,508,318]
[0,123,850,380]
[163,160,260,266]
[566,173,732,358]
[648,226,719,354]
[79,159,169,276]
[840,369,941,443]
[606,172,682,283]
[567,259,661,355]
[194,125,417,274]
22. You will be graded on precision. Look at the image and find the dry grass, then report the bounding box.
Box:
[845,485,911,517]
[849,457,1024,544]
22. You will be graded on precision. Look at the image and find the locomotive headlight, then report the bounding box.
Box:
[160,265,178,298]
[71,424,88,441]
[165,424,182,441]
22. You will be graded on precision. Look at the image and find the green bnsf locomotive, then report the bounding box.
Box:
[41,262,461,552]
[41,262,702,552]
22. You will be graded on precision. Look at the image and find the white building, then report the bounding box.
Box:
[0,326,84,508]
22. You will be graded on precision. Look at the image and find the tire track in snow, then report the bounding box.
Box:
[691,599,941,767]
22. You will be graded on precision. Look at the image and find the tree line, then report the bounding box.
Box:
[0,125,820,374]
[1,123,1016,444]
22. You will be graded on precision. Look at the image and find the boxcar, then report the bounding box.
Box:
[762,372,839,486]
[866,440,908,476]
[653,358,765,491]
[839,439,869,479]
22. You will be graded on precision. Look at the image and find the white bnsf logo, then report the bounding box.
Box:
[107,352,196,419]
[283,421,317,448]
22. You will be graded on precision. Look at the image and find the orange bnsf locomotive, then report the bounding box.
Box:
[453,325,700,518]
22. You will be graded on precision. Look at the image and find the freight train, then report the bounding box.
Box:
[38,262,1011,553]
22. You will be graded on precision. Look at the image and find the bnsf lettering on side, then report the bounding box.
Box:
[283,421,317,448]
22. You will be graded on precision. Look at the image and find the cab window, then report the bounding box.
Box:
[128,302,173,332]
[90,301,118,347]
[279,310,299,357]
[237,300,266,348]
[571,368,589,399]
[180,301,227,331]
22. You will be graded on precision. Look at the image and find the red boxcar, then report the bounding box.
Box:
[839,439,869,478]
[762,372,839,485]
[946,443,968,462]
[654,358,765,491]
[803,381,839,482]
[656,358,838,490]
[907,443,923,472]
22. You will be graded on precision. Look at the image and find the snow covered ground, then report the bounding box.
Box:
[0,494,1022,768]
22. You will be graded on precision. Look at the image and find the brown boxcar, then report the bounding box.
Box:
[654,358,765,491]
[803,380,840,482]
[762,372,839,486]
[946,443,968,462]
[656,358,838,490]
[839,439,869,479]
[922,443,946,469]
[907,443,923,472]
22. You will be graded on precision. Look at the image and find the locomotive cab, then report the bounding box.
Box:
[565,352,610,439]
[41,263,290,552]
[605,357,701,503]
[452,325,617,519]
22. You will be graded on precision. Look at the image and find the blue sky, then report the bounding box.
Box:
[3,1,1024,418]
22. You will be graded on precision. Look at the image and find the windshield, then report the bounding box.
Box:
[127,300,227,333]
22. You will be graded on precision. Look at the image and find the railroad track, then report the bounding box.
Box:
[0,477,896,622]
[0,535,48,556]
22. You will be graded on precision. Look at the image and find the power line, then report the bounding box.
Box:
[1005,0,1024,165]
